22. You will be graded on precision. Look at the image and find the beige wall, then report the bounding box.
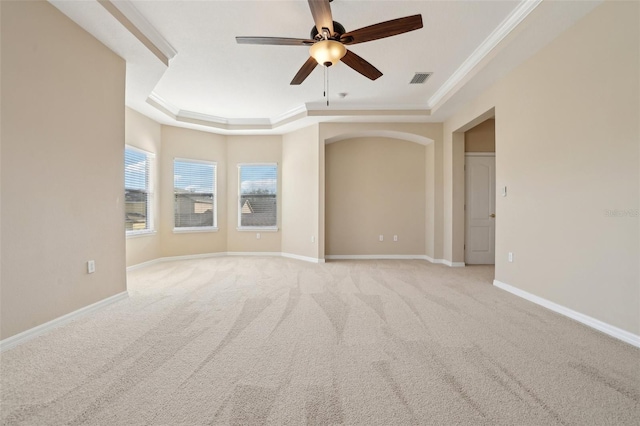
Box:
[160,126,228,258]
[425,143,435,258]
[282,124,320,259]
[226,136,282,253]
[319,122,442,260]
[325,137,426,256]
[125,108,162,266]
[465,119,495,152]
[432,132,444,261]
[0,1,126,339]
[443,1,639,334]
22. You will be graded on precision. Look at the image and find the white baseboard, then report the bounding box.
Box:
[126,252,226,272]
[0,291,129,353]
[441,259,466,267]
[423,256,466,267]
[126,258,162,272]
[226,251,281,257]
[325,254,429,260]
[127,252,465,270]
[281,252,324,263]
[128,251,326,270]
[493,280,640,348]
[161,252,227,262]
[324,254,465,267]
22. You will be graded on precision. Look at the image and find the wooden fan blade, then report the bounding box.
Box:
[308,0,334,35]
[236,36,315,46]
[340,50,383,80]
[340,15,423,45]
[291,56,319,85]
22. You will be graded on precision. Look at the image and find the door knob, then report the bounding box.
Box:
[489,213,496,218]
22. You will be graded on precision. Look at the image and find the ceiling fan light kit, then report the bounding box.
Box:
[236,0,424,85]
[309,39,346,67]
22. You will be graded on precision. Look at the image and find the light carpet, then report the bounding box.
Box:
[1,256,639,425]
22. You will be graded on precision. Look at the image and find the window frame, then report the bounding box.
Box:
[237,162,278,231]
[173,157,218,233]
[125,145,155,237]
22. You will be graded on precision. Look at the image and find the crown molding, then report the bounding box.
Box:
[272,104,309,127]
[146,91,431,131]
[307,108,429,117]
[147,92,178,118]
[179,110,234,126]
[177,111,269,131]
[427,0,543,110]
[98,0,177,66]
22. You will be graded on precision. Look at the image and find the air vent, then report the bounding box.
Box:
[409,72,432,84]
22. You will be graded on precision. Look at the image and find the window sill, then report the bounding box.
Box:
[236,226,279,232]
[173,227,219,234]
[126,230,156,239]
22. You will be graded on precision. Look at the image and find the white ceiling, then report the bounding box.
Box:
[49,0,602,134]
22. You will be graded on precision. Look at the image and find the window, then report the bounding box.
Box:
[238,163,277,229]
[125,146,154,235]
[174,159,217,231]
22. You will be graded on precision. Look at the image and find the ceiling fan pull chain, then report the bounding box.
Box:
[323,65,325,98]
[326,66,329,106]
[323,65,328,106]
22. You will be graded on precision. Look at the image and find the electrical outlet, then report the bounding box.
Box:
[393,235,398,242]
[311,236,315,243]
[256,233,261,240]
[87,260,95,274]
[379,235,384,242]
[508,252,513,262]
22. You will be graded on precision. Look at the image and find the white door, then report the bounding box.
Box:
[465,155,495,264]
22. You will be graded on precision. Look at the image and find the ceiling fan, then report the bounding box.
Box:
[236,0,423,85]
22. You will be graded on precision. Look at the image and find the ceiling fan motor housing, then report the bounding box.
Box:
[311,21,346,40]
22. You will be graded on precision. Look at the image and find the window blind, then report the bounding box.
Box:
[174,159,216,229]
[238,164,277,228]
[125,146,153,233]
